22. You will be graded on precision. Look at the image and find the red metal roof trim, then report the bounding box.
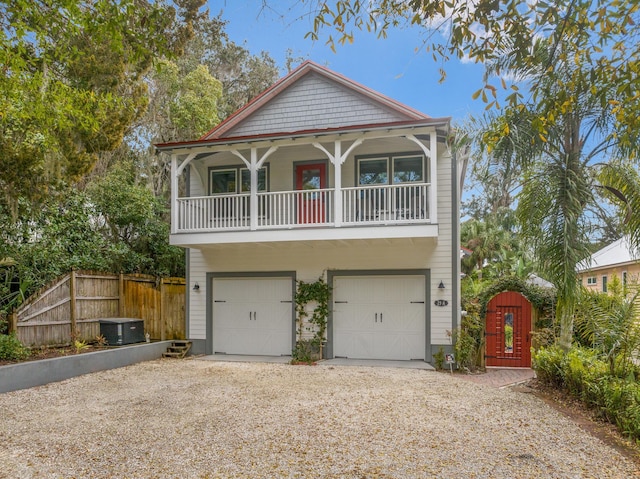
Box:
[198,60,430,141]
[156,117,451,151]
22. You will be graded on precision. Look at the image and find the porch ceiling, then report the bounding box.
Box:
[171,226,439,250]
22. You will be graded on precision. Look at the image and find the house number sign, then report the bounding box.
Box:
[434,299,448,307]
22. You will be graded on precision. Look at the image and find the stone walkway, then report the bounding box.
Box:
[455,367,536,388]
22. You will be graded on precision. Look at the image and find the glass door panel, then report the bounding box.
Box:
[295,163,326,224]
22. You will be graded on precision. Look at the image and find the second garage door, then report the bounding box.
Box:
[333,275,426,360]
[212,277,293,356]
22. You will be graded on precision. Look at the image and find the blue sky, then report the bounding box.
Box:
[210,1,487,124]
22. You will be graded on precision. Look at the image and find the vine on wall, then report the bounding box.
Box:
[292,277,330,363]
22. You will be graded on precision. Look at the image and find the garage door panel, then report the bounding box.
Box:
[335,331,374,359]
[212,277,293,356]
[333,276,425,361]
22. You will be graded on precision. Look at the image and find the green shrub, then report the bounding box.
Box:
[291,339,320,364]
[433,347,445,370]
[597,378,640,440]
[563,347,603,398]
[532,345,565,387]
[453,327,478,371]
[0,333,29,361]
[452,298,484,371]
[533,345,640,442]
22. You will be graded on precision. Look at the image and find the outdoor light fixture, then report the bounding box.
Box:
[438,281,445,289]
[193,282,200,291]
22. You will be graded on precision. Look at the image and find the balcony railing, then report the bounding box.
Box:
[174,183,429,233]
[341,184,428,225]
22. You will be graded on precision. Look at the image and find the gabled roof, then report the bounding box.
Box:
[199,60,430,141]
[156,60,451,152]
[578,236,639,272]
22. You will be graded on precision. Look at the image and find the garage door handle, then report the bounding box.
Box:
[335,301,348,303]
[254,311,257,321]
[410,301,424,304]
[380,313,383,323]
[375,313,378,322]
[214,300,226,303]
[280,300,293,303]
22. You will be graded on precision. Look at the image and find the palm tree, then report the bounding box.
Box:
[461,210,520,281]
[478,37,640,351]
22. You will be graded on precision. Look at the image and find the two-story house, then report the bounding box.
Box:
[156,61,461,363]
[578,236,639,294]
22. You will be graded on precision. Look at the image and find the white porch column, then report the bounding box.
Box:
[430,132,438,224]
[249,148,259,231]
[333,141,343,226]
[406,132,438,224]
[232,147,277,230]
[170,154,178,234]
[313,139,362,228]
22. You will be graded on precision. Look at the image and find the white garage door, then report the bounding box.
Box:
[333,275,425,360]
[212,277,293,356]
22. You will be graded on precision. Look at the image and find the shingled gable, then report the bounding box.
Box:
[200,60,429,141]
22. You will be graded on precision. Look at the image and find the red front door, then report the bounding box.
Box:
[295,163,326,224]
[485,291,532,367]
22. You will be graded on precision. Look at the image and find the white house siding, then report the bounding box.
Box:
[186,144,456,351]
[224,72,408,138]
[430,143,455,344]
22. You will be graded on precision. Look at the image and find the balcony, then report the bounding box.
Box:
[171,183,437,246]
[176,182,429,231]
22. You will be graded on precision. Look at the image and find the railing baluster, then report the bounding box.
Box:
[176,183,430,232]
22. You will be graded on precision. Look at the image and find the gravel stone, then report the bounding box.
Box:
[0,359,638,478]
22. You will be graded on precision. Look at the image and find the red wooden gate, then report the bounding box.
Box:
[485,291,532,367]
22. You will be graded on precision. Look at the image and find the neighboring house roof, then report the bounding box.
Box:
[156,61,451,151]
[577,236,639,272]
[526,274,554,289]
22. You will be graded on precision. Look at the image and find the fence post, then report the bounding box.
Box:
[119,272,125,317]
[9,310,17,334]
[69,269,77,342]
[159,278,166,341]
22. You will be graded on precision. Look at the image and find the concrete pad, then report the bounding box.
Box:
[197,355,435,370]
[321,358,435,370]
[198,354,293,364]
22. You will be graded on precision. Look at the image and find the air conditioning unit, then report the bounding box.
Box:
[99,319,145,346]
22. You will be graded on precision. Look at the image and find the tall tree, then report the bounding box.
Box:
[182,16,280,119]
[0,0,205,208]
[460,114,522,220]
[305,1,639,148]
[480,38,640,350]
[134,59,223,197]
[124,16,280,199]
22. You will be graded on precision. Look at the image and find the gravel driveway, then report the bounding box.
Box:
[1,359,638,478]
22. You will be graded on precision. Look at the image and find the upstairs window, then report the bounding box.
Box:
[393,156,424,183]
[358,158,388,185]
[210,169,237,195]
[586,276,597,285]
[209,165,268,195]
[357,154,424,186]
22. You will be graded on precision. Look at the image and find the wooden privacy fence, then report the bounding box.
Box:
[9,271,185,346]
